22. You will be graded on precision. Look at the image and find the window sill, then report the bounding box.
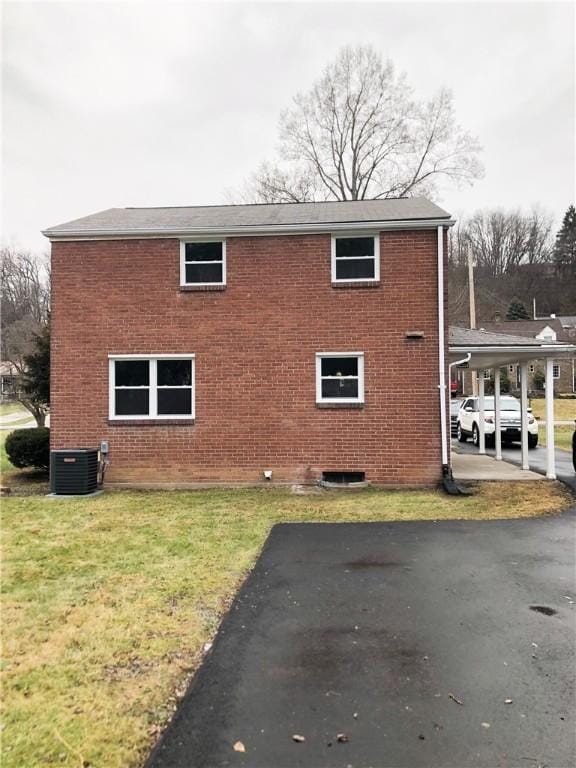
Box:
[108,419,196,426]
[331,281,380,289]
[316,402,365,410]
[180,284,226,292]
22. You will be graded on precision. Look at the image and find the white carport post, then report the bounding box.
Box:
[520,362,529,470]
[545,358,556,479]
[478,371,486,454]
[494,368,502,461]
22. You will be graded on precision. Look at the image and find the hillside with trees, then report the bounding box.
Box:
[448,205,575,325]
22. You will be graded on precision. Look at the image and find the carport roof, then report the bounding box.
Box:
[449,325,576,369]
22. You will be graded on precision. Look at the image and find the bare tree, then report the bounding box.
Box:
[241,45,483,203]
[458,208,553,277]
[447,207,560,325]
[1,247,50,424]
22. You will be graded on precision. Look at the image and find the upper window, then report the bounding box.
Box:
[316,353,365,404]
[331,235,380,284]
[109,356,195,420]
[180,241,226,287]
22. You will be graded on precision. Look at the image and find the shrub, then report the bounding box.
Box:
[499,368,511,394]
[5,428,50,470]
[532,369,545,390]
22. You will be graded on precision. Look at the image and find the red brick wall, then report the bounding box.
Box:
[51,230,447,486]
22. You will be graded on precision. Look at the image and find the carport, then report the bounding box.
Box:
[449,327,576,480]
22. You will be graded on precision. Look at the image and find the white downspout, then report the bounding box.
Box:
[437,226,448,468]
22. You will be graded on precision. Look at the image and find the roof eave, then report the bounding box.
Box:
[42,216,456,241]
[450,344,576,353]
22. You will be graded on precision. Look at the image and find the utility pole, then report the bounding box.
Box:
[468,247,478,395]
[468,247,476,329]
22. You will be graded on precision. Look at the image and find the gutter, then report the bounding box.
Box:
[42,217,456,241]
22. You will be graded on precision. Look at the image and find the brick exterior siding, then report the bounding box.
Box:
[51,230,447,486]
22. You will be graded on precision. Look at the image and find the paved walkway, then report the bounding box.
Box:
[451,452,544,481]
[455,441,576,492]
[146,514,576,768]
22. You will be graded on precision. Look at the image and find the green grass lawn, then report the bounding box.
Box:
[1,431,12,476]
[540,424,574,452]
[0,403,27,417]
[530,397,576,422]
[2,481,572,768]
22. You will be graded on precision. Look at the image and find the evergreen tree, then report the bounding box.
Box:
[506,300,530,320]
[553,205,576,269]
[20,324,50,427]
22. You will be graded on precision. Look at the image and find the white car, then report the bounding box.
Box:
[457,395,539,449]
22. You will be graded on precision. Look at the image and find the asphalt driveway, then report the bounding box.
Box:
[147,512,576,768]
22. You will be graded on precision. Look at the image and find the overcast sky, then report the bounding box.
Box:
[2,0,574,252]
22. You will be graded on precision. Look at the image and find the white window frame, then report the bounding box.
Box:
[315,352,365,405]
[180,240,226,287]
[331,234,380,284]
[109,354,195,420]
[529,364,535,374]
[483,369,491,379]
[553,363,560,379]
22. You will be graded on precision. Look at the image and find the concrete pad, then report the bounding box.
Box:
[451,451,544,481]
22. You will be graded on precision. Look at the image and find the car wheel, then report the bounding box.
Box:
[528,435,538,449]
[472,423,479,447]
[457,423,467,443]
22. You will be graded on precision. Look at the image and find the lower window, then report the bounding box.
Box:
[316,352,365,404]
[109,355,195,420]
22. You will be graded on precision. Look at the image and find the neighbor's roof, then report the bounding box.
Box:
[449,326,553,347]
[43,198,453,240]
[479,319,565,338]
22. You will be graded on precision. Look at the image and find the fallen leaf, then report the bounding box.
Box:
[337,733,350,743]
[233,741,245,753]
[353,712,358,719]
[481,722,491,729]
[448,693,464,706]
[504,698,513,704]
[292,734,305,743]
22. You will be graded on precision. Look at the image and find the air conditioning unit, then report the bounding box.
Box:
[50,449,99,495]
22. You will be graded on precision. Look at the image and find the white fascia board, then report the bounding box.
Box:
[450,345,576,356]
[42,217,456,241]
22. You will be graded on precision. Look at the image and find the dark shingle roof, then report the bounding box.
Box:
[43,198,452,239]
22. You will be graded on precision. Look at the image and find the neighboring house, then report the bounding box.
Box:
[0,362,21,402]
[44,198,453,486]
[455,317,576,396]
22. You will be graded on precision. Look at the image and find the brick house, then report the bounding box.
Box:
[455,317,576,396]
[44,199,453,487]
